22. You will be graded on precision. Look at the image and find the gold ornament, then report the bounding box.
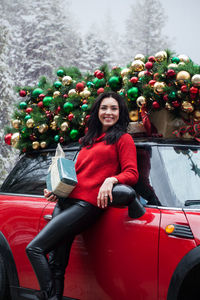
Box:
[38,124,48,133]
[122,76,129,84]
[62,76,72,86]
[11,132,20,148]
[83,88,91,98]
[136,96,146,107]
[12,119,21,129]
[131,60,145,72]
[177,91,182,98]
[32,141,40,150]
[153,82,166,94]
[191,74,200,87]
[178,54,189,63]
[176,71,191,85]
[155,51,167,62]
[54,115,59,122]
[182,101,194,113]
[194,110,200,121]
[50,121,57,130]
[165,102,174,111]
[134,53,145,62]
[129,110,139,122]
[40,141,47,149]
[60,122,69,132]
[178,62,185,66]
[120,68,131,77]
[167,63,178,69]
[68,89,77,96]
[26,118,34,128]
[138,71,146,78]
[53,91,61,98]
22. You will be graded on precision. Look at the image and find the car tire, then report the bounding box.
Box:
[0,254,9,300]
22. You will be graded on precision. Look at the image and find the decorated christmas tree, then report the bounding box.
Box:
[4,50,200,153]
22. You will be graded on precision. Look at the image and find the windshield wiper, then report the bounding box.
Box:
[185,200,200,206]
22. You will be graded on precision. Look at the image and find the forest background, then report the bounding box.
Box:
[0,0,199,184]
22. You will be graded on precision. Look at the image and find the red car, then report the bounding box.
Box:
[0,137,200,300]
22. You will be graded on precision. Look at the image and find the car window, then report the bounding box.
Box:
[0,150,78,196]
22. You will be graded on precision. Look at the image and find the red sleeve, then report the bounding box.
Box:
[114,133,139,186]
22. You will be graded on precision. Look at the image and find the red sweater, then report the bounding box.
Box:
[69,133,139,206]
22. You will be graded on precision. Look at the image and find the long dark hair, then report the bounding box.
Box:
[81,91,129,147]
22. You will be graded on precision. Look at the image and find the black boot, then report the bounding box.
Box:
[35,290,58,300]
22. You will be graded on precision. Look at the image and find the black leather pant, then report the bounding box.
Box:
[26,198,103,300]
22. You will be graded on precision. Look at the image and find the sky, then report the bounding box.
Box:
[69,0,200,64]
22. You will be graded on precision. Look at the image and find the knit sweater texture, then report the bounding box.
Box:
[69,133,139,207]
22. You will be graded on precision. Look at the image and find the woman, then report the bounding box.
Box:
[26,91,139,300]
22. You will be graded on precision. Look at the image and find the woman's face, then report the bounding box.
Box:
[98,97,119,132]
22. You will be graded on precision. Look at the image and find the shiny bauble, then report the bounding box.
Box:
[60,122,69,132]
[81,104,88,111]
[93,78,106,88]
[134,53,145,62]
[155,51,167,62]
[62,76,72,86]
[82,88,91,98]
[32,88,44,98]
[53,91,61,98]
[57,69,65,77]
[53,81,62,89]
[54,115,59,122]
[87,81,94,88]
[4,133,12,145]
[108,76,121,90]
[129,110,139,122]
[19,101,27,109]
[63,102,73,113]
[171,57,180,64]
[11,132,20,148]
[153,82,166,94]
[40,141,47,149]
[43,96,53,107]
[26,118,34,128]
[76,82,85,92]
[131,60,145,72]
[70,129,78,140]
[138,71,146,78]
[127,87,139,100]
[26,107,33,114]
[145,62,153,70]
[120,68,131,77]
[182,101,194,113]
[152,101,160,109]
[165,102,174,111]
[68,113,74,121]
[54,135,60,142]
[194,110,200,121]
[178,54,190,63]
[191,74,200,87]
[12,119,21,129]
[176,71,191,85]
[50,121,57,130]
[136,96,146,107]
[24,115,31,121]
[19,90,26,97]
[38,124,48,134]
[32,141,40,150]
[97,87,104,94]
[129,77,138,84]
[68,89,77,96]
[167,63,178,69]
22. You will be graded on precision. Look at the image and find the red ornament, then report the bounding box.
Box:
[22,148,27,153]
[63,94,68,98]
[26,107,33,114]
[39,94,45,101]
[82,99,87,104]
[97,88,104,94]
[172,101,180,108]
[30,134,36,141]
[153,73,159,80]
[149,80,156,87]
[190,87,198,94]
[163,94,169,101]
[76,82,85,92]
[148,56,156,62]
[37,101,43,108]
[84,127,88,134]
[129,77,138,84]
[96,71,104,79]
[68,113,74,121]
[85,115,90,122]
[166,69,176,78]
[59,137,64,143]
[94,69,101,76]
[144,71,151,76]
[4,133,12,145]
[181,85,188,93]
[152,101,160,109]
[19,90,26,97]
[45,111,52,119]
[145,62,153,70]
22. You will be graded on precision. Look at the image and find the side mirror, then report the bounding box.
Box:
[111,184,146,219]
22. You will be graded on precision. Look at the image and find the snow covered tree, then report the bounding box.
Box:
[124,0,170,61]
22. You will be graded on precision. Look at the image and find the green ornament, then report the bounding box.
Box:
[171,57,180,64]
[169,91,176,99]
[21,127,29,138]
[43,96,53,107]
[63,102,73,113]
[93,78,106,88]
[19,101,27,109]
[108,76,121,91]
[81,104,88,111]
[24,115,31,121]
[53,81,62,89]
[87,81,94,88]
[127,87,139,100]
[32,88,44,98]
[54,135,60,142]
[70,129,78,140]
[57,69,65,77]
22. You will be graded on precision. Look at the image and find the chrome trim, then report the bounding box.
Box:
[44,214,52,221]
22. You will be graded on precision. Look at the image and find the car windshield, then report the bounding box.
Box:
[158,146,200,207]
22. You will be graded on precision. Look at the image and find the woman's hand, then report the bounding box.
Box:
[97,177,118,208]
[44,189,58,202]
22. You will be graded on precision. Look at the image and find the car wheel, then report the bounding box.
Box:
[0,254,9,300]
